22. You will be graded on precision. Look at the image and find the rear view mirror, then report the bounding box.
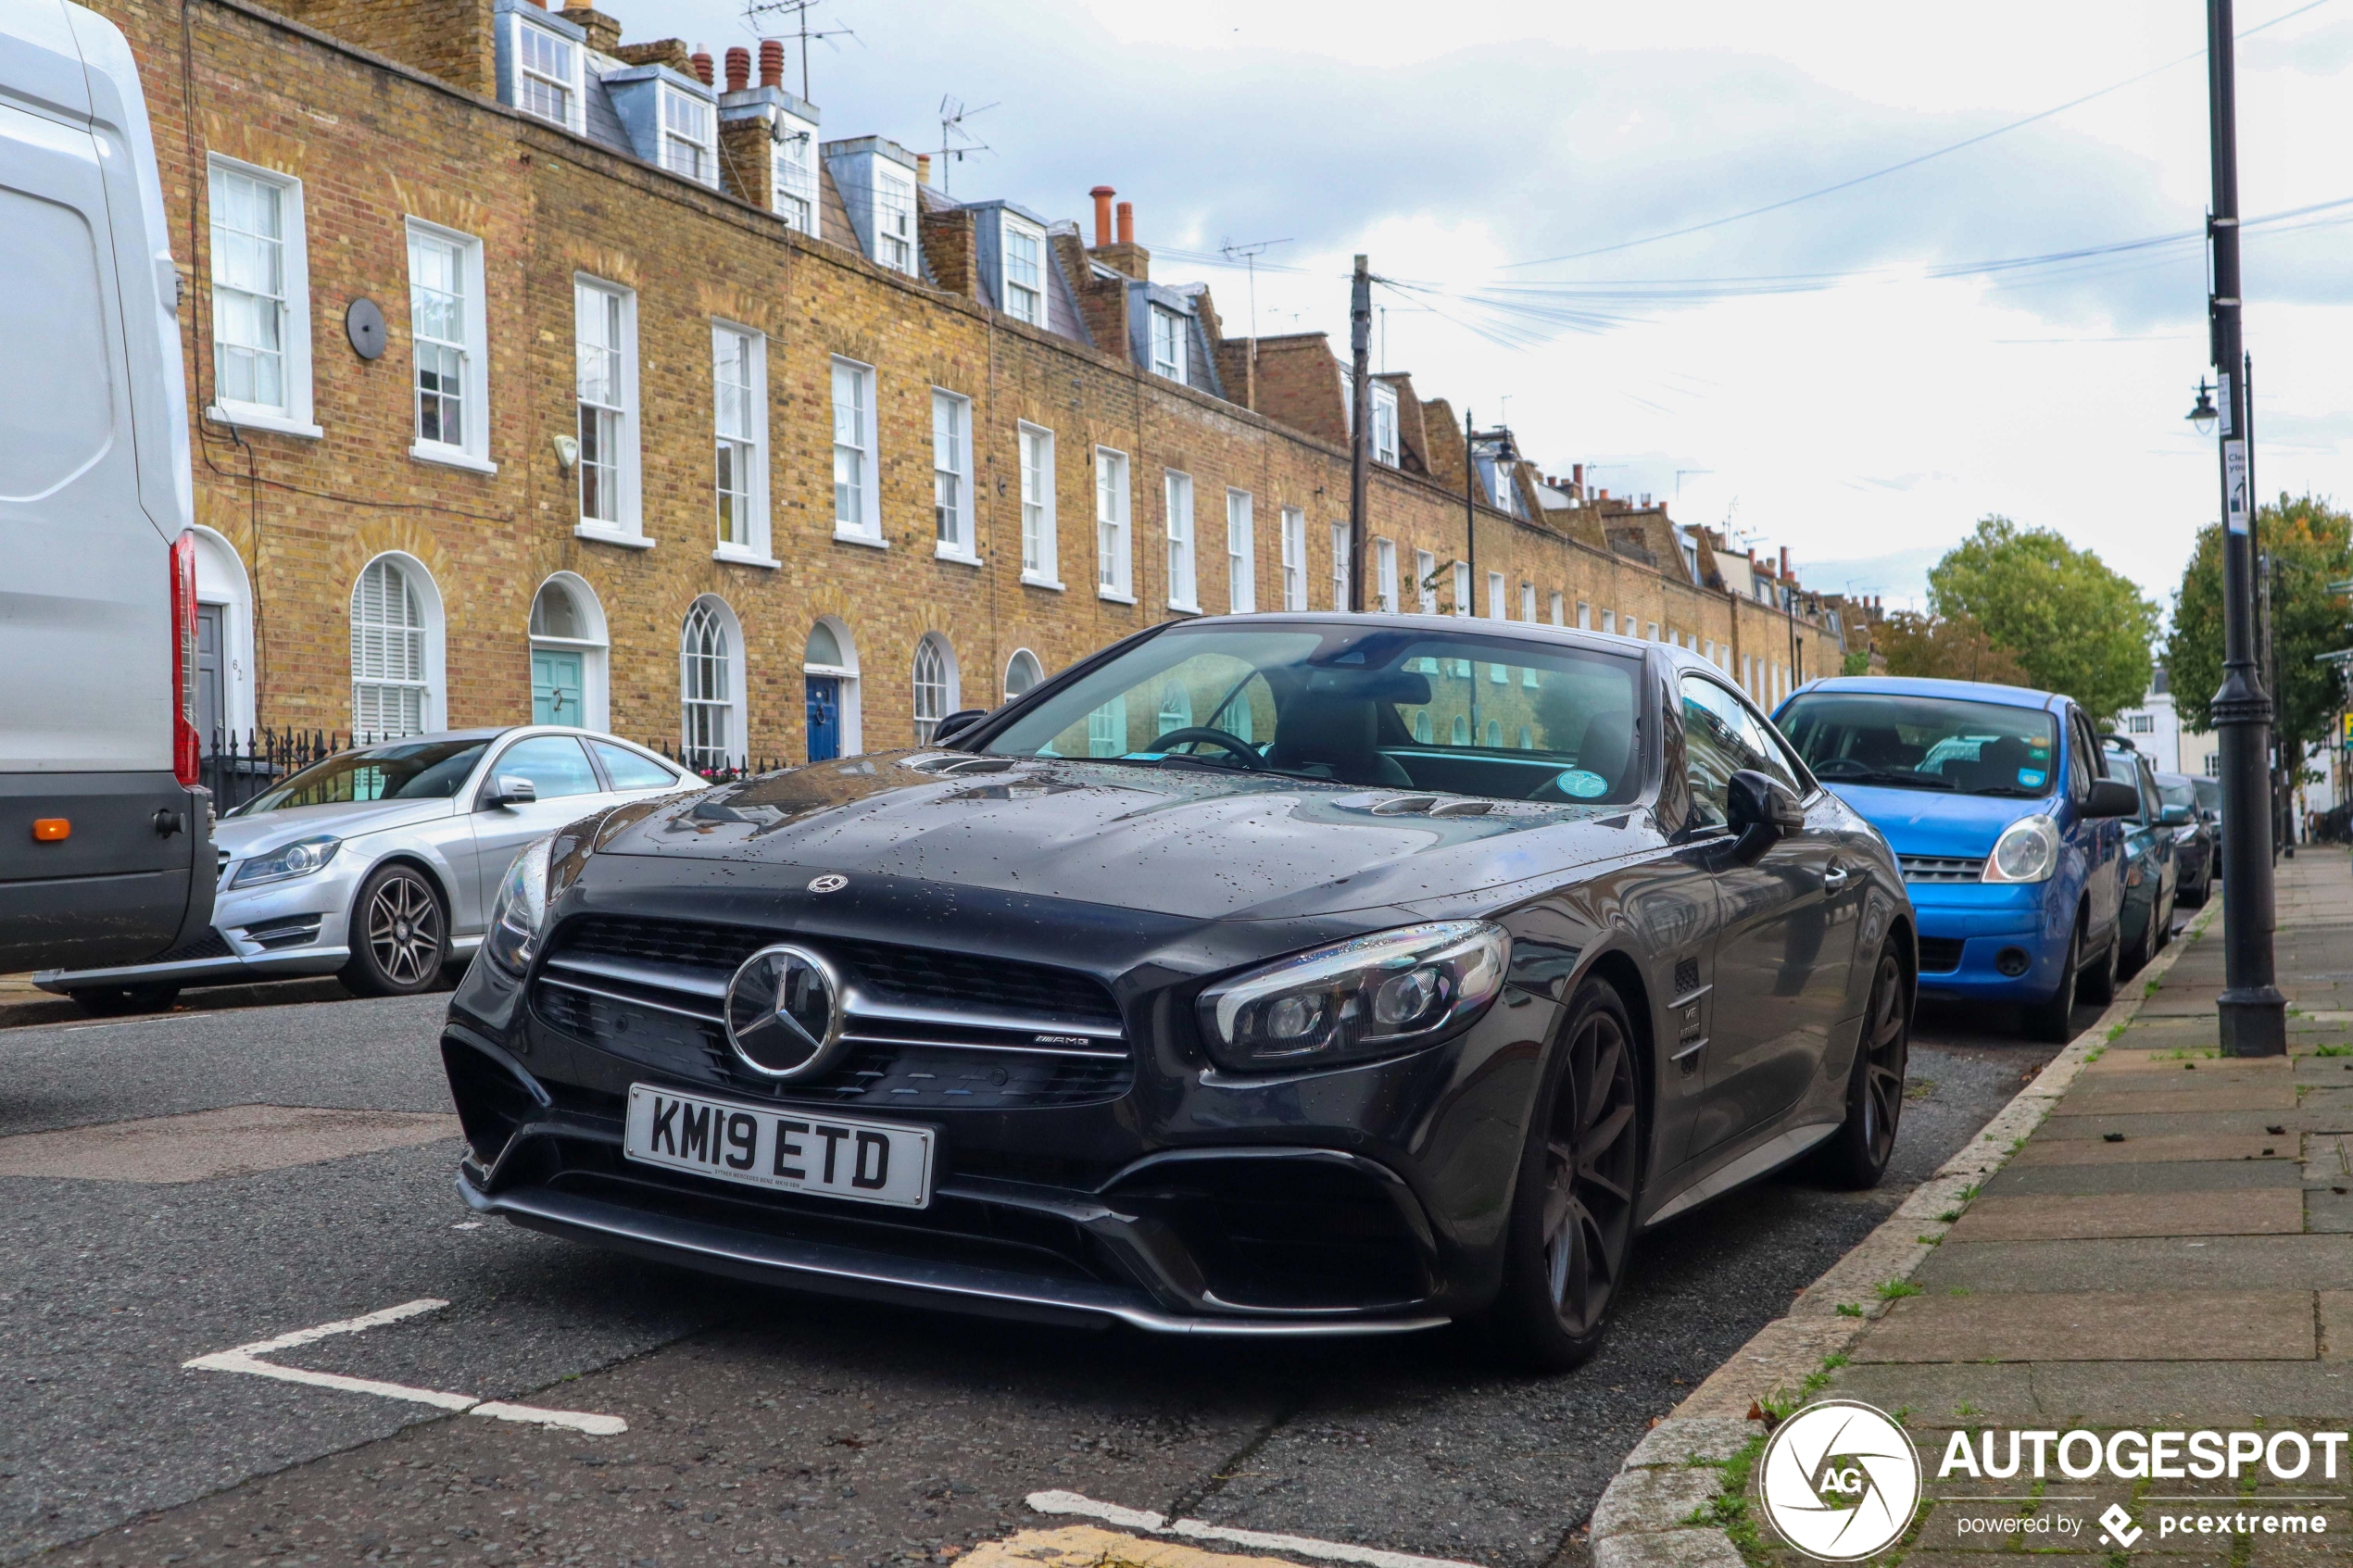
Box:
[486,774,538,809]
[2085,779,2139,819]
[1727,769,1805,854]
[929,709,988,746]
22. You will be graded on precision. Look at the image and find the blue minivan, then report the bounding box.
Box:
[1774,677,2139,1040]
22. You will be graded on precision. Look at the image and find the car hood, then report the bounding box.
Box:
[589,752,1638,922]
[1821,782,2054,859]
[218,796,457,856]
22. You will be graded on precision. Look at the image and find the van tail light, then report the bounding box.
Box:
[170,532,199,786]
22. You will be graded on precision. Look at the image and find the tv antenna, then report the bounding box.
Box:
[1674,467,1714,502]
[740,0,855,102]
[934,95,997,194]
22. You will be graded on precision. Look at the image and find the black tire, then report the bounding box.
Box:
[66,983,181,1017]
[2079,919,2120,1006]
[2119,898,2156,979]
[2024,924,2081,1043]
[1486,976,1643,1373]
[340,862,448,997]
[1812,943,1909,1189]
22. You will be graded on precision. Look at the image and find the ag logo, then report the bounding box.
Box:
[1757,1400,1921,1562]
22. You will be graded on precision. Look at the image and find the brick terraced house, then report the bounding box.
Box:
[112,0,1850,767]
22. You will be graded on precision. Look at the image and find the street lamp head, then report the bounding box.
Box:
[2187,379,2219,436]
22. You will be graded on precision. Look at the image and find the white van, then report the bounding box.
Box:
[0,0,214,985]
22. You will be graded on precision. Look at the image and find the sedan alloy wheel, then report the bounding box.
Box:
[344,864,447,996]
[1815,943,1908,1187]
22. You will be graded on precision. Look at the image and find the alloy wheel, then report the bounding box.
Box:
[367,873,443,985]
[1856,953,1908,1168]
[1541,1006,1641,1337]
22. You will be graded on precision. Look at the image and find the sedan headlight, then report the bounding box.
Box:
[1197,921,1509,1073]
[228,834,341,888]
[1982,814,2060,884]
[484,834,556,977]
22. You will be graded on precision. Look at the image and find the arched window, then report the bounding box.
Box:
[1414,710,1433,744]
[1155,684,1193,737]
[351,557,432,740]
[912,633,957,743]
[1485,719,1503,747]
[1450,714,1469,746]
[680,598,736,770]
[1517,724,1534,750]
[1004,648,1044,698]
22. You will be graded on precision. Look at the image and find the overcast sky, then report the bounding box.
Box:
[625,0,2352,619]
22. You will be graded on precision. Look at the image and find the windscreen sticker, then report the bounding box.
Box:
[2018,769,2047,788]
[1556,769,1610,798]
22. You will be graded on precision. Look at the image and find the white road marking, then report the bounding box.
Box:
[1026,1491,1483,1568]
[183,1297,626,1435]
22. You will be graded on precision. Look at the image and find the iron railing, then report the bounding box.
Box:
[198,729,796,813]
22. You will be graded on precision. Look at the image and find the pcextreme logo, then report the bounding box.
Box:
[1758,1400,1923,1562]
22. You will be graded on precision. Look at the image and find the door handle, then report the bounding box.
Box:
[1822,863,1849,892]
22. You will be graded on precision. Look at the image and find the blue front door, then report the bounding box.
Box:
[533,650,584,725]
[806,675,840,762]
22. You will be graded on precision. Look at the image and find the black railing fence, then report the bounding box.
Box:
[197,727,791,812]
[644,741,791,784]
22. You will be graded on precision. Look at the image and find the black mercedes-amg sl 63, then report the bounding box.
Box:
[441,613,1913,1367]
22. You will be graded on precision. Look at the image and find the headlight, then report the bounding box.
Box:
[1197,921,1509,1073]
[484,834,556,977]
[229,834,341,888]
[1982,814,2059,884]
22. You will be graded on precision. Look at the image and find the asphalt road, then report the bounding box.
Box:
[0,936,2148,1567]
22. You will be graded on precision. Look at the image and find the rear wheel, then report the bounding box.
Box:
[66,983,181,1017]
[339,863,447,997]
[1487,977,1643,1372]
[1813,944,1908,1189]
[2025,925,2081,1042]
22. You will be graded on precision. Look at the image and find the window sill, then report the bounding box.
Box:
[1020,573,1066,593]
[1097,587,1137,606]
[1168,600,1202,615]
[207,405,321,440]
[833,529,889,550]
[934,546,985,568]
[712,546,780,569]
[409,442,498,475]
[575,523,655,550]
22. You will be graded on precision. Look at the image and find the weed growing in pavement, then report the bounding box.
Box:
[2315,1045,2353,1057]
[1698,1429,1768,1566]
[1875,1279,1924,1300]
[1917,1234,1943,1245]
[1948,1286,1973,1296]
[1955,1401,1982,1419]
[1936,1209,1962,1223]
[1835,1302,1864,1318]
[1958,1184,1980,1201]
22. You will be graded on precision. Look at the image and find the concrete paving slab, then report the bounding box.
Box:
[0,1104,460,1183]
[1946,1188,2303,1241]
[2022,1359,2353,1424]
[1822,1360,2042,1421]
[2009,1134,2288,1166]
[2322,1292,2353,1361]
[2085,1052,2288,1075]
[2302,1133,2352,1184]
[2295,1087,2353,1129]
[2293,1058,2353,1085]
[2030,1110,2296,1140]
[2304,1187,2353,1232]
[1915,1235,2353,1293]
[1852,1289,2314,1363]
[1984,1160,2302,1198]
[2053,1084,2298,1115]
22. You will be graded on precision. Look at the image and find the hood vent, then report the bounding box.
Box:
[1366,795,1494,819]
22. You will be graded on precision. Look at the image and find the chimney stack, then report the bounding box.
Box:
[1089,185,1114,245]
[759,38,785,88]
[1780,546,1792,580]
[1571,462,1583,491]
[916,153,931,186]
[690,45,713,85]
[724,45,749,92]
[1115,200,1134,245]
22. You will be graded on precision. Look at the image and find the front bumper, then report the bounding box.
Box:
[1905,879,2065,1000]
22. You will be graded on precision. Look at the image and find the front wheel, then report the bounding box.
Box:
[1485,977,1643,1372]
[2024,925,2080,1043]
[1812,945,1908,1189]
[340,862,448,997]
[2079,920,2120,1006]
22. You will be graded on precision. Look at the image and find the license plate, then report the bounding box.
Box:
[623,1085,934,1209]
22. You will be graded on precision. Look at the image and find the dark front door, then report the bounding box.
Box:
[806,675,840,762]
[195,602,225,750]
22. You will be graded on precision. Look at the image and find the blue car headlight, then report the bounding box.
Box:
[484,834,557,977]
[1982,815,2058,884]
[229,834,341,888]
[1197,921,1509,1073]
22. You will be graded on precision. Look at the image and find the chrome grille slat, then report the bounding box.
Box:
[1900,854,1984,884]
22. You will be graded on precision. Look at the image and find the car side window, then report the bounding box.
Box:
[2065,717,2093,800]
[1680,676,1796,829]
[487,735,601,800]
[592,741,680,792]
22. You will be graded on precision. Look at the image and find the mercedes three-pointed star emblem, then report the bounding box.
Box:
[723,944,847,1080]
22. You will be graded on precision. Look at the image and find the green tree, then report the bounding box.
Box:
[2165,495,2352,756]
[1877,609,2032,686]
[1928,516,2160,722]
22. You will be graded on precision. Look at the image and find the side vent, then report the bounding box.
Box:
[1673,956,1701,997]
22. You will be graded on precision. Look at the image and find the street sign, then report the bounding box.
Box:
[2225,440,2250,534]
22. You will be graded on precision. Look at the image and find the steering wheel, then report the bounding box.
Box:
[1812,757,1873,779]
[1151,726,1265,769]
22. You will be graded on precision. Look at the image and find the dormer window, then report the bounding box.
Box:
[874,168,916,273]
[1150,305,1186,383]
[661,88,715,184]
[1001,215,1046,326]
[516,20,579,130]
[1372,381,1400,466]
[772,119,818,235]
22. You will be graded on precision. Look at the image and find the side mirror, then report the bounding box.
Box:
[2084,779,2139,819]
[485,774,538,809]
[1726,768,1805,854]
[929,709,988,746]
[2159,803,2194,826]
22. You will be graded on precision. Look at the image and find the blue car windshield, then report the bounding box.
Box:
[237,739,490,813]
[1777,693,2059,798]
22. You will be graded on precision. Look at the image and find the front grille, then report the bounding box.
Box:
[531,915,1132,1110]
[150,928,234,965]
[1901,855,1984,884]
[1917,936,1966,973]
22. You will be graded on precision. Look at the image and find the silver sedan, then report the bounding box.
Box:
[36,726,695,1014]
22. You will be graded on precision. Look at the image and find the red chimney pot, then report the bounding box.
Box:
[1089,186,1114,246]
[724,46,749,93]
[758,39,785,89]
[1115,200,1134,245]
[690,46,714,86]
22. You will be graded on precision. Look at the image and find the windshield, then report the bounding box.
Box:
[238,738,489,813]
[2156,776,2198,813]
[2103,751,2152,821]
[1776,692,2060,798]
[2193,777,2221,812]
[983,623,1645,803]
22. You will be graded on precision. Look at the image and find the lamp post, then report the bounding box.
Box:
[2200,0,2285,1057]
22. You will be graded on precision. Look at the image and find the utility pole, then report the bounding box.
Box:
[1463,408,1478,616]
[1347,255,1371,613]
[2205,0,2285,1057]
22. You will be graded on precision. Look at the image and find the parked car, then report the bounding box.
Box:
[1774,676,2136,1042]
[2103,740,2177,973]
[2154,771,2214,907]
[441,614,1915,1368]
[1,0,216,973]
[36,727,692,1014]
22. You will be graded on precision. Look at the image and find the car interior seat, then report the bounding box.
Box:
[1267,671,1421,786]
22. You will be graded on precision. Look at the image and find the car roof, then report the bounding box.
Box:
[1784,674,2065,711]
[341,726,675,760]
[1170,610,1671,664]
